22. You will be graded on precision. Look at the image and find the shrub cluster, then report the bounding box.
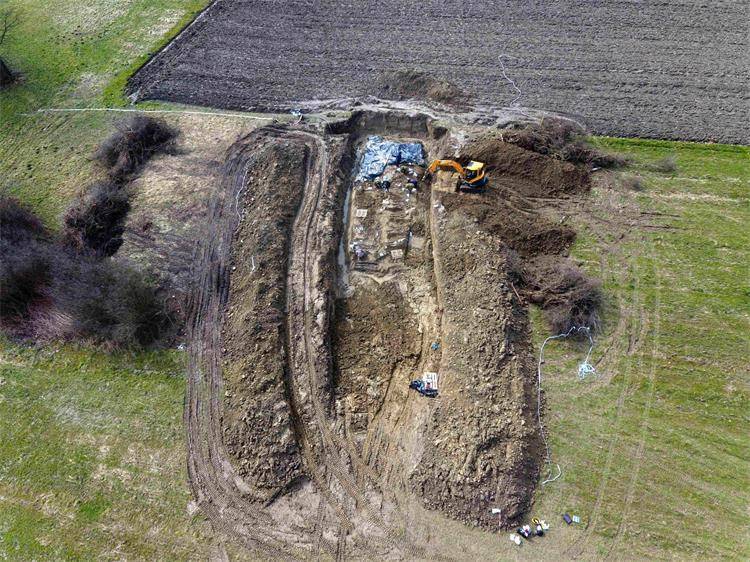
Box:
[543,266,603,334]
[95,114,177,181]
[62,115,176,257]
[63,181,130,257]
[1,197,169,347]
[503,118,628,168]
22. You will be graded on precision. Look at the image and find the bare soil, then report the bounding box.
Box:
[222,137,308,500]
[184,109,599,558]
[128,0,748,143]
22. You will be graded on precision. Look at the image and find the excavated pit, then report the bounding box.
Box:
[188,109,595,556]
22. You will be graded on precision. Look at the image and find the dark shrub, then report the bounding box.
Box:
[0,195,48,242]
[0,238,51,325]
[560,139,629,168]
[504,117,584,155]
[55,260,168,347]
[62,181,130,257]
[503,118,628,169]
[622,175,645,191]
[0,197,170,347]
[95,115,176,180]
[545,267,603,334]
[0,198,52,325]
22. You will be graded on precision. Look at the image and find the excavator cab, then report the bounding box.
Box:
[462,160,487,189]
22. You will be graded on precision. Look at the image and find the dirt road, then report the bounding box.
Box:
[129,0,748,143]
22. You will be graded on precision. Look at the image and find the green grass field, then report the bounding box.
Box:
[1,0,748,559]
[532,139,749,560]
[0,1,216,559]
[0,343,212,559]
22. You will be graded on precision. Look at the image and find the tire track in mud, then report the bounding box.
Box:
[560,199,653,558]
[188,124,430,560]
[186,129,326,560]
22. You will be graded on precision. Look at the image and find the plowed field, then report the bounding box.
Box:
[128,0,748,143]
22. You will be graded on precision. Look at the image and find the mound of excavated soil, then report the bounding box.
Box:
[441,188,576,257]
[222,137,308,500]
[375,70,469,108]
[412,198,542,528]
[454,133,602,334]
[459,135,591,198]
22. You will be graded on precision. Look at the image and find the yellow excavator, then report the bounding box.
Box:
[424,159,488,191]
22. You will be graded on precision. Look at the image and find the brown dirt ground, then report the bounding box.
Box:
[375,70,470,108]
[332,282,420,435]
[222,138,309,500]
[184,111,600,557]
[411,187,543,528]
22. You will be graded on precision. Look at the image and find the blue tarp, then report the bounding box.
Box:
[355,136,425,181]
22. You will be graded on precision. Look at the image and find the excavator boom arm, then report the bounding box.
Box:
[427,159,464,175]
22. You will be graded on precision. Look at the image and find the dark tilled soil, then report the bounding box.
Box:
[129,0,748,143]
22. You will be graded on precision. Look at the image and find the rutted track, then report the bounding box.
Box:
[186,127,325,559]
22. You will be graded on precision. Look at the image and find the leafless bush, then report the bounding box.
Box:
[0,196,170,347]
[0,239,51,325]
[95,115,176,180]
[0,6,21,87]
[503,118,628,169]
[503,117,583,155]
[560,139,629,168]
[621,175,645,191]
[53,260,168,347]
[0,194,47,242]
[544,266,603,334]
[62,181,130,257]
[0,197,51,324]
[651,155,678,173]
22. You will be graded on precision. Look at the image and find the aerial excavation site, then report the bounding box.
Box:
[0,1,747,560]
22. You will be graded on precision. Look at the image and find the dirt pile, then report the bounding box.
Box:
[453,134,603,334]
[459,134,591,197]
[441,188,576,257]
[221,136,309,499]
[408,189,541,529]
[376,70,469,108]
